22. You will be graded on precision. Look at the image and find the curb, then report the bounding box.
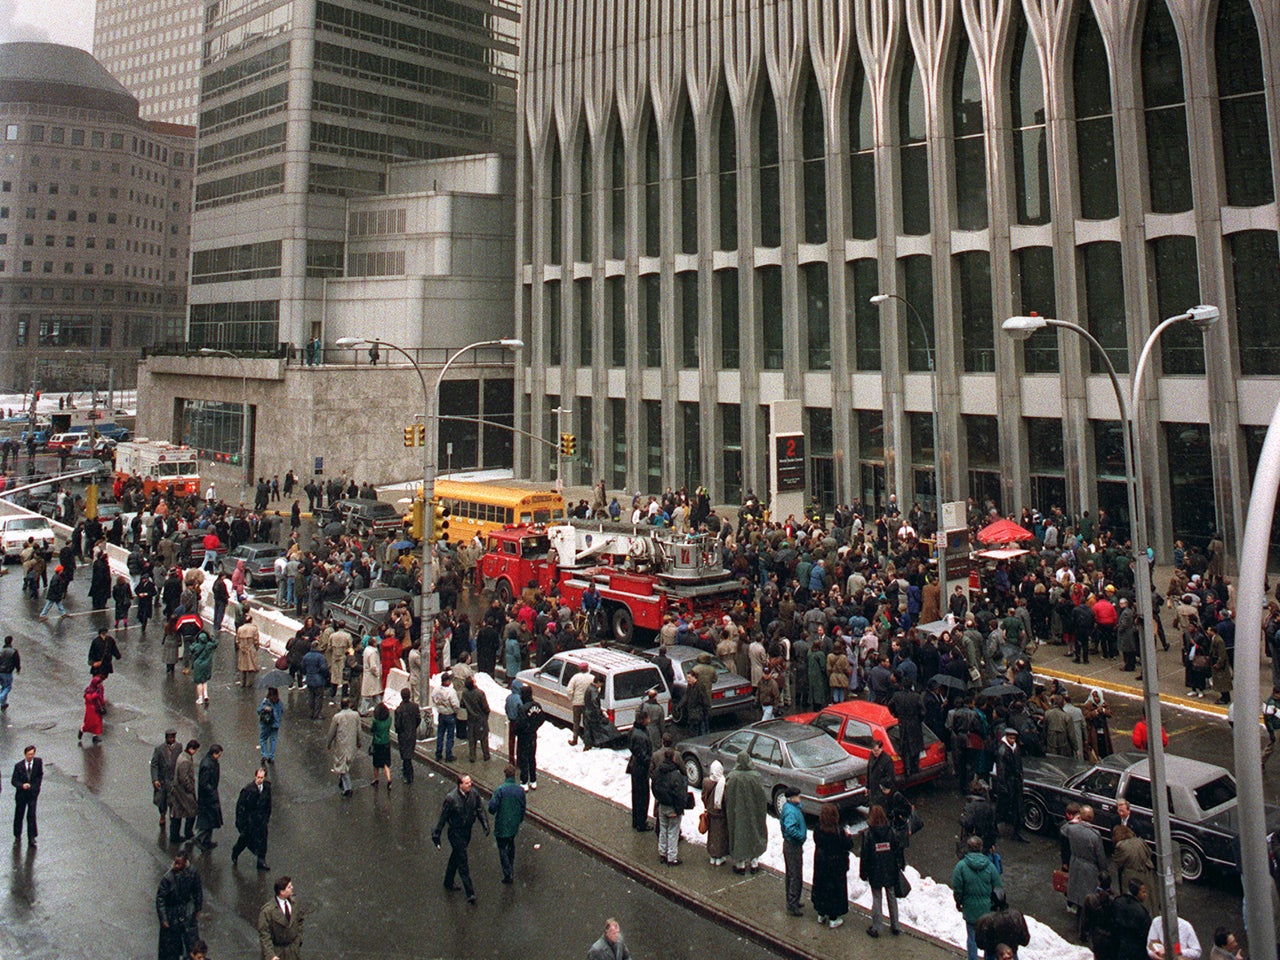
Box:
[1034,666,1229,718]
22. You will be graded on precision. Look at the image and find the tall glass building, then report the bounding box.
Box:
[514,0,1280,558]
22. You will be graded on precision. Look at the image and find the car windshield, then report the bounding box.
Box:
[786,734,851,768]
[680,656,729,675]
[6,517,44,531]
[520,536,550,556]
[1193,774,1236,811]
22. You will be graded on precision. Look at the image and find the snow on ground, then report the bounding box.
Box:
[466,672,1088,960]
[0,390,137,418]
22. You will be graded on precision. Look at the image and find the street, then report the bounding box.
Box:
[0,567,778,959]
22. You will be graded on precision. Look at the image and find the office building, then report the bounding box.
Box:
[514,0,1280,558]
[0,41,194,393]
[93,0,203,125]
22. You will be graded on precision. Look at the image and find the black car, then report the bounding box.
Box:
[221,543,286,587]
[322,498,403,536]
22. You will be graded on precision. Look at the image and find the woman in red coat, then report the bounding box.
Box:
[80,675,106,744]
[379,632,401,691]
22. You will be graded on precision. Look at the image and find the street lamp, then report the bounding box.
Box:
[1003,305,1219,956]
[336,335,524,704]
[871,293,945,590]
[198,348,251,491]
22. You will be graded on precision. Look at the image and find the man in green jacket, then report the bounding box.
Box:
[952,836,1003,960]
[487,765,527,884]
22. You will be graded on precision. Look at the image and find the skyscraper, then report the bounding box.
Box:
[93,0,203,125]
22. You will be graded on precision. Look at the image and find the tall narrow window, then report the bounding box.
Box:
[801,74,827,244]
[718,103,737,250]
[965,415,1002,512]
[1166,423,1217,549]
[803,261,830,369]
[548,130,563,263]
[578,134,593,261]
[576,396,592,485]
[1027,418,1066,514]
[576,278,592,366]
[760,265,783,369]
[1216,0,1273,207]
[758,91,781,248]
[899,49,930,235]
[681,402,701,489]
[608,275,626,366]
[610,398,627,489]
[848,61,877,240]
[609,117,625,258]
[718,269,739,368]
[901,255,934,371]
[642,273,661,366]
[1011,12,1049,225]
[644,400,663,490]
[1142,0,1192,213]
[956,251,994,372]
[545,279,561,365]
[849,258,881,370]
[679,271,698,368]
[522,134,534,263]
[1151,235,1202,374]
[679,106,698,254]
[1074,6,1118,220]
[1082,241,1127,372]
[1232,231,1280,375]
[644,110,660,258]
[1013,246,1058,372]
[720,403,743,502]
[952,33,987,230]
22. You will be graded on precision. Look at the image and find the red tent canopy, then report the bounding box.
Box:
[977,518,1034,544]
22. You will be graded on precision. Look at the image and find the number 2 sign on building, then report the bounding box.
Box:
[774,433,806,493]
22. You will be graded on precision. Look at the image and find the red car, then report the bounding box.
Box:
[786,701,947,787]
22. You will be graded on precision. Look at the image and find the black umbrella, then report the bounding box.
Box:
[979,682,1024,701]
[928,673,967,693]
[256,669,291,689]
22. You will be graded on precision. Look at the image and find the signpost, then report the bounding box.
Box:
[774,434,806,492]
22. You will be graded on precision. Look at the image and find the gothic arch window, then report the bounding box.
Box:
[848,58,877,240]
[758,88,781,248]
[608,111,625,259]
[1073,4,1118,220]
[899,48,930,236]
[952,31,987,230]
[1141,0,1192,213]
[578,131,592,261]
[717,100,737,251]
[548,127,563,263]
[1216,0,1273,206]
[679,101,698,255]
[1010,10,1049,225]
[643,105,660,258]
[801,71,827,244]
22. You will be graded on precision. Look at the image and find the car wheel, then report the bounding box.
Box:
[612,606,634,645]
[772,786,789,818]
[683,754,703,787]
[1177,839,1204,882]
[495,580,513,606]
[1022,796,1047,834]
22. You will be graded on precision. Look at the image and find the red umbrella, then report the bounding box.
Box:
[977,518,1034,544]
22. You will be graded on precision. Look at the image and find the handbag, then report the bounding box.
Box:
[275,654,289,670]
[895,869,912,899]
[908,811,925,836]
[1191,654,1210,672]
[697,810,709,834]
[1052,868,1070,894]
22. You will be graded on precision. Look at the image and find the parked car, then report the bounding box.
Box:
[680,719,868,818]
[324,586,413,636]
[0,514,56,561]
[516,647,672,734]
[47,432,84,453]
[221,542,286,587]
[74,459,113,482]
[1019,751,1280,882]
[637,645,755,721]
[173,531,227,568]
[322,498,403,536]
[786,700,948,788]
[70,438,116,458]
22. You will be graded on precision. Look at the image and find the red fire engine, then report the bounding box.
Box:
[475,525,742,646]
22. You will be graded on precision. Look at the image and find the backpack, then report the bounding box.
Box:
[258,701,275,726]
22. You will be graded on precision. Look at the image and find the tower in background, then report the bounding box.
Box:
[93,0,203,126]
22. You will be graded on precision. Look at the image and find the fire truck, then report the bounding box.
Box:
[475,524,742,645]
[113,439,201,497]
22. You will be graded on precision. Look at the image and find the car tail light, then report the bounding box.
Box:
[712,690,724,700]
[607,708,616,724]
[815,781,845,797]
[736,685,753,697]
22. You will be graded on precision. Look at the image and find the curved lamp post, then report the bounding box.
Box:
[198,348,250,490]
[1003,305,1219,956]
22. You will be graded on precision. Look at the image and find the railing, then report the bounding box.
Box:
[142,343,518,368]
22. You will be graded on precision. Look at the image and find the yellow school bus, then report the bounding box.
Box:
[433,479,566,541]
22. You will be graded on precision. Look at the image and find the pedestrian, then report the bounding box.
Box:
[625,710,654,833]
[359,639,382,715]
[865,736,897,807]
[702,759,729,864]
[11,744,42,845]
[369,701,393,789]
[460,676,491,762]
[513,683,545,790]
[431,773,490,904]
[38,564,68,620]
[1083,689,1114,760]
[650,747,689,866]
[860,803,902,936]
[1146,914,1202,960]
[960,778,1000,854]
[888,681,926,778]
[189,630,217,708]
[257,876,303,960]
[780,785,807,916]
[300,641,329,720]
[1131,712,1168,750]
[325,698,360,797]
[723,751,767,873]
[1208,927,1242,960]
[112,574,133,630]
[975,888,1031,960]
[88,626,123,681]
[581,675,621,747]
[1112,880,1152,960]
[487,764,526,884]
[88,552,111,610]
[566,662,593,745]
[504,679,523,765]
[231,767,272,871]
[1208,625,1232,705]
[169,740,200,843]
[587,918,632,960]
[258,689,282,765]
[812,801,855,928]
[152,729,182,831]
[0,636,21,711]
[1080,873,1116,960]
[757,667,780,721]
[156,852,203,960]
[685,652,717,736]
[236,614,261,687]
[393,687,421,783]
[194,744,223,852]
[953,835,1005,960]
[79,674,106,744]
[992,727,1029,842]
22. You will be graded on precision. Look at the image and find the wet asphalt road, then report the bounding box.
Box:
[0,567,777,960]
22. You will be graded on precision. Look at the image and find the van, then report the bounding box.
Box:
[516,647,672,733]
[47,432,85,453]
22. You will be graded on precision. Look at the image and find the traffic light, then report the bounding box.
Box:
[428,498,450,542]
[403,426,415,447]
[405,498,424,540]
[415,423,426,446]
[560,432,576,457]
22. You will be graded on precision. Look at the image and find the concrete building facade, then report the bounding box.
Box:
[514,0,1280,559]
[0,42,193,393]
[93,0,203,125]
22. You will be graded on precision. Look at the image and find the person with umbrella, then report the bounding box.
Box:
[257,687,283,765]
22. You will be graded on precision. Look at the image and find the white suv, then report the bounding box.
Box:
[0,515,56,561]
